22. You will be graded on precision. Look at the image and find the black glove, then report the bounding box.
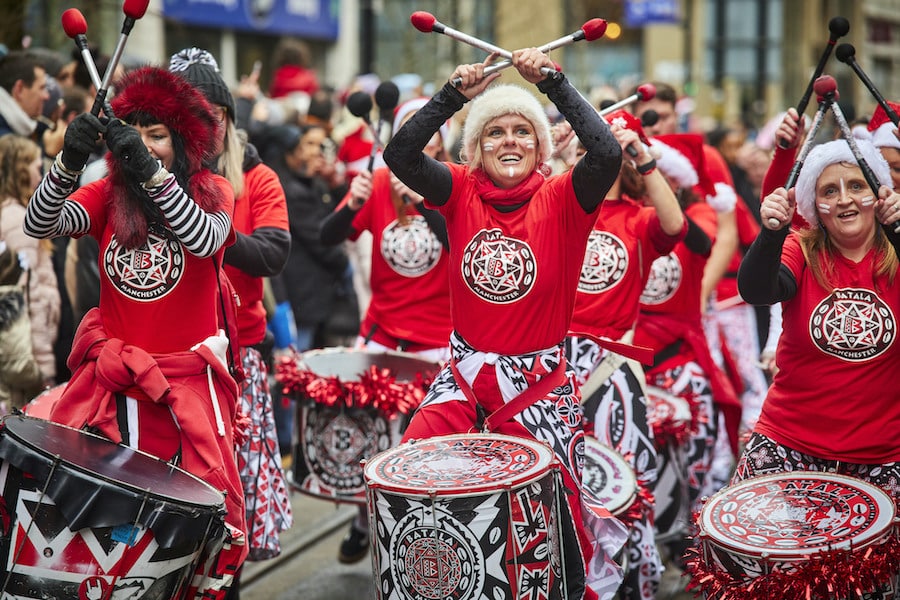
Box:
[105,119,161,182]
[61,113,106,171]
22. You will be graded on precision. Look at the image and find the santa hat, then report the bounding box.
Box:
[461,84,553,168]
[111,66,218,175]
[168,47,236,122]
[604,109,651,147]
[703,145,738,213]
[652,133,716,200]
[392,97,449,143]
[865,100,900,150]
[794,138,892,226]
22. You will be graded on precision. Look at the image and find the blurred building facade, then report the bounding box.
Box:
[19,0,900,132]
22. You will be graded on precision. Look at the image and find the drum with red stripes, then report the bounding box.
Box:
[364,433,566,600]
[688,471,899,599]
[0,414,226,599]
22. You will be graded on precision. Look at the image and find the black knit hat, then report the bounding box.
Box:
[168,47,235,122]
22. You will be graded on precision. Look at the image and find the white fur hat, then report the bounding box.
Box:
[795,138,892,226]
[866,101,900,151]
[652,139,699,190]
[461,84,553,168]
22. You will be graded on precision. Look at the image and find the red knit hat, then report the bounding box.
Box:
[604,109,650,146]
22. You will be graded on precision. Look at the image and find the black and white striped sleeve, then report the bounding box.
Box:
[24,160,91,239]
[145,174,231,258]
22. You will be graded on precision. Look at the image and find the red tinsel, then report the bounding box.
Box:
[616,483,656,529]
[684,528,900,600]
[274,351,434,420]
[232,410,252,448]
[648,382,702,450]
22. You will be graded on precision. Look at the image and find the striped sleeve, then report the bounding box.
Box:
[145,174,231,258]
[24,161,91,239]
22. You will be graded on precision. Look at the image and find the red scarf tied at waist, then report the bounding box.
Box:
[639,312,742,455]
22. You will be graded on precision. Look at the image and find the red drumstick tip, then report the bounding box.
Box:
[61,8,88,37]
[410,11,437,33]
[582,18,608,41]
[123,0,150,19]
[813,75,837,97]
[637,83,656,102]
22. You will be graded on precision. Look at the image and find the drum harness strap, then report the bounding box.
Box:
[450,359,567,433]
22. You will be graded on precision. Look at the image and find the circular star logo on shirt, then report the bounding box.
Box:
[461,229,536,304]
[579,230,628,294]
[809,288,895,361]
[380,216,443,277]
[104,228,183,302]
[640,253,682,305]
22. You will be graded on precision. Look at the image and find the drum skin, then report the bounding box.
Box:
[582,436,637,517]
[365,434,564,600]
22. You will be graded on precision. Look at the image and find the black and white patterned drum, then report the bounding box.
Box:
[364,434,565,600]
[689,471,900,599]
[290,348,439,504]
[582,436,637,517]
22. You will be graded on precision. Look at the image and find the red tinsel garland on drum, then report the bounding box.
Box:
[647,381,702,449]
[274,352,434,420]
[683,530,900,600]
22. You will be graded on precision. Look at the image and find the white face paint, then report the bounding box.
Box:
[861,195,875,206]
[483,142,495,153]
[508,166,514,178]
[818,203,832,214]
[525,140,535,150]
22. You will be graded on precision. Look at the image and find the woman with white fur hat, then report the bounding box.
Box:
[736,136,900,505]
[383,49,622,600]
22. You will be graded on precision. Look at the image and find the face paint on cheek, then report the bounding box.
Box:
[483,142,494,153]
[817,203,831,214]
[525,140,535,150]
[860,196,875,206]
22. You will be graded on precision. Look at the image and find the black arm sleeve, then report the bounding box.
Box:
[320,204,358,246]
[383,83,467,207]
[737,226,797,305]
[682,215,712,256]
[223,227,291,278]
[537,74,622,213]
[415,202,450,250]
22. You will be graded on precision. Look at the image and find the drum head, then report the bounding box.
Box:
[298,347,440,382]
[582,436,637,515]
[0,415,223,508]
[364,433,556,496]
[646,385,691,427]
[700,471,897,559]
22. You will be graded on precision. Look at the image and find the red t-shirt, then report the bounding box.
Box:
[755,235,900,462]
[570,196,681,340]
[223,162,289,346]
[343,167,452,349]
[73,176,235,354]
[429,164,596,355]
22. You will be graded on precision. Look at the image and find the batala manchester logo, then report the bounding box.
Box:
[381,216,442,277]
[104,229,182,301]
[640,253,682,305]
[579,230,628,293]
[461,229,535,304]
[809,288,895,361]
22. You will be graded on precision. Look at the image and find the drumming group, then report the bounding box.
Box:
[0,5,897,600]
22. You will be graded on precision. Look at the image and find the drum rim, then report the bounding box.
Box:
[364,433,557,495]
[699,471,897,558]
[0,414,225,509]
[583,436,638,514]
[297,346,442,379]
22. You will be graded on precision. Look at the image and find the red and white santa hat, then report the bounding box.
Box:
[703,144,738,213]
[652,133,716,199]
[865,100,900,150]
[794,138,892,226]
[603,109,651,147]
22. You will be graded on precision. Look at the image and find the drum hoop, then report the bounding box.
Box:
[297,346,442,382]
[364,433,557,495]
[0,415,225,509]
[699,471,897,558]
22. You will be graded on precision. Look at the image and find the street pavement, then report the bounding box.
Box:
[237,475,695,600]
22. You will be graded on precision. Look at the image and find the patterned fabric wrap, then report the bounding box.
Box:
[236,347,293,560]
[646,361,719,543]
[565,336,663,600]
[406,332,629,600]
